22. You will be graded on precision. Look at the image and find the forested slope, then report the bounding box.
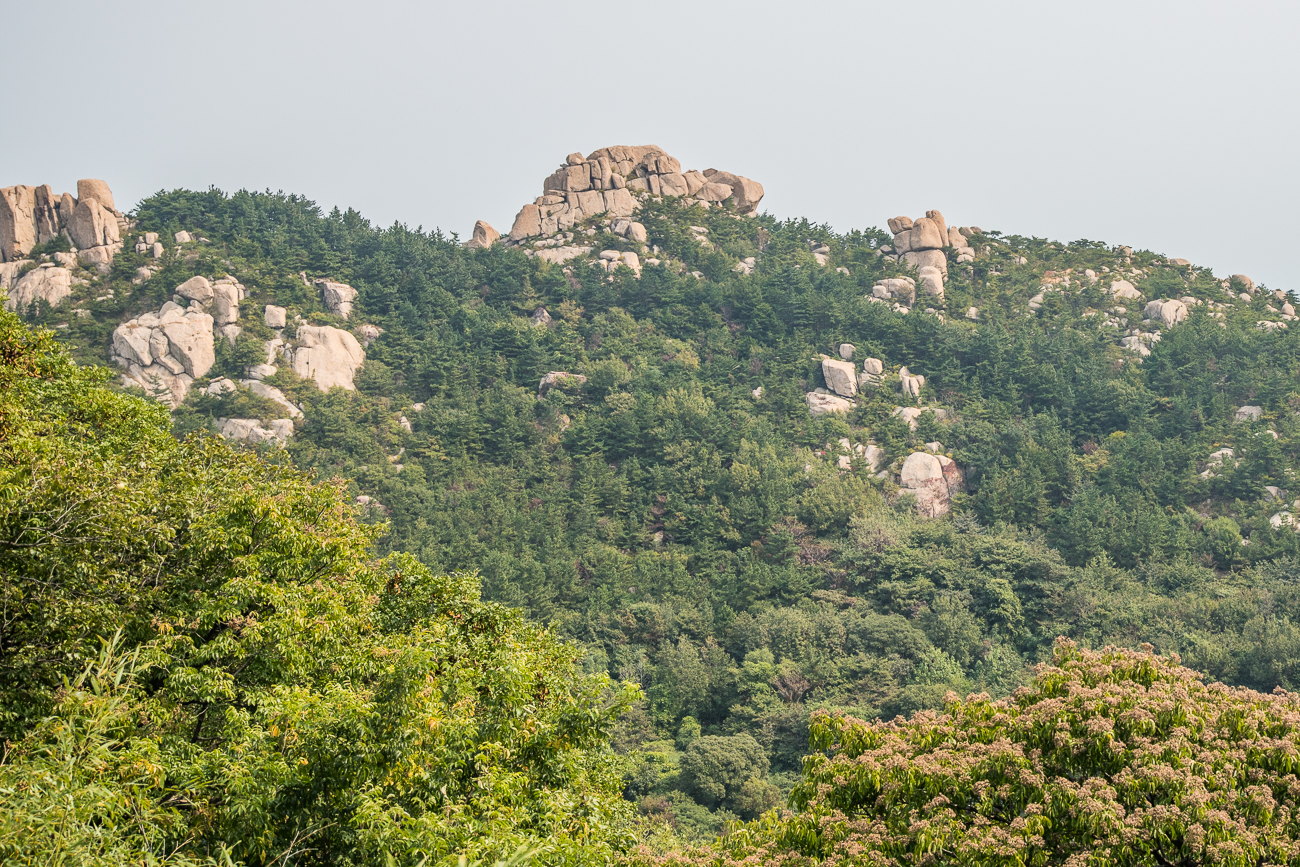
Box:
[25,180,1300,837]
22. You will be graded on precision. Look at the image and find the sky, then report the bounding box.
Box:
[7,1,1298,291]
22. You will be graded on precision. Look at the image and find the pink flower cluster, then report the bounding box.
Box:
[629,639,1300,866]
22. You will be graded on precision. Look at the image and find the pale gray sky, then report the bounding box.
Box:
[8,1,1298,291]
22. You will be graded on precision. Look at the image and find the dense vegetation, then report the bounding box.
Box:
[17,181,1300,857]
[0,311,636,865]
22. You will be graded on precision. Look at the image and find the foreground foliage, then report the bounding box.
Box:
[641,641,1300,866]
[0,309,637,865]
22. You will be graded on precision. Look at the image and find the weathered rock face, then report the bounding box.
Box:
[899,366,925,399]
[113,304,215,408]
[507,146,764,243]
[241,380,302,418]
[534,245,592,265]
[264,305,287,329]
[871,276,916,306]
[899,451,965,517]
[177,275,214,303]
[1110,280,1142,300]
[806,392,853,416]
[909,216,946,250]
[538,371,587,397]
[68,198,121,251]
[76,179,117,214]
[315,279,357,319]
[0,179,118,263]
[861,357,884,386]
[918,265,944,300]
[5,265,72,312]
[211,278,242,326]
[903,248,947,276]
[0,186,38,262]
[160,310,217,377]
[292,324,366,390]
[822,357,858,398]
[466,220,500,249]
[1144,298,1189,327]
[880,210,984,292]
[217,417,294,446]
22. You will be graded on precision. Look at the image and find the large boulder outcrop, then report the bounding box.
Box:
[821,357,858,398]
[76,179,117,214]
[899,451,965,517]
[909,216,946,250]
[315,279,357,319]
[918,265,944,301]
[241,380,303,418]
[806,392,853,417]
[466,220,499,249]
[0,186,38,262]
[67,198,121,251]
[5,265,72,312]
[292,324,365,390]
[1109,280,1142,300]
[176,275,214,303]
[507,146,764,243]
[160,311,217,377]
[211,277,242,326]
[1144,298,1189,327]
[112,301,217,408]
[1,179,118,263]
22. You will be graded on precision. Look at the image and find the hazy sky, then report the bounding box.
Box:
[8,1,1298,291]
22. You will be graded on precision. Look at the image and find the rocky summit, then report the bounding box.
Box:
[474,145,764,251]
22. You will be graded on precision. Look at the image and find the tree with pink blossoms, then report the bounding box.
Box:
[639,639,1300,866]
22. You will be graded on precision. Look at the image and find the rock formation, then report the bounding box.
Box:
[113,302,216,408]
[899,451,965,517]
[1,179,124,268]
[466,220,499,249]
[898,367,925,399]
[538,371,587,397]
[870,276,916,308]
[315,279,357,319]
[806,392,853,416]
[4,265,73,312]
[859,358,884,389]
[820,357,858,398]
[506,146,764,243]
[292,324,366,390]
[216,417,295,445]
[1109,280,1142,300]
[1144,298,1189,327]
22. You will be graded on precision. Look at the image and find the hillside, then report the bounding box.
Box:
[7,148,1300,843]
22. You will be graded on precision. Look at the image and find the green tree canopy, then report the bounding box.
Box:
[0,310,638,866]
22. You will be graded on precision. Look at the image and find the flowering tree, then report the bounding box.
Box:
[659,639,1300,866]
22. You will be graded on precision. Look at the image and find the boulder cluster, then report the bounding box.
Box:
[498,145,764,245]
[0,179,125,272]
[111,272,367,409]
[861,210,982,313]
[111,275,247,407]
